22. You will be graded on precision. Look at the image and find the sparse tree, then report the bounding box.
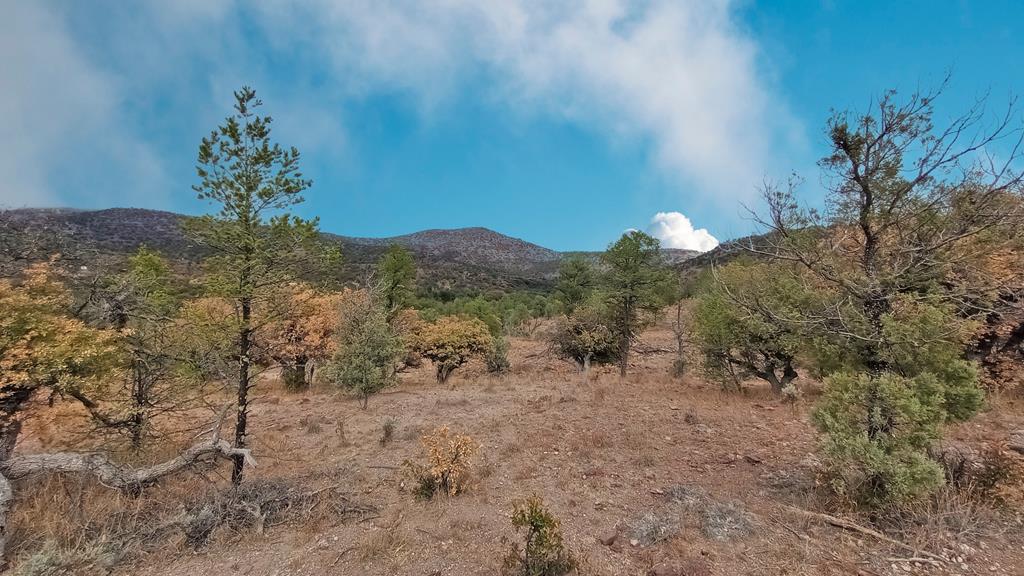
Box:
[602,231,669,377]
[259,285,342,391]
[324,289,403,407]
[0,263,253,565]
[0,263,124,461]
[554,256,595,314]
[77,247,186,448]
[414,315,493,384]
[550,299,618,381]
[752,82,1024,504]
[693,260,809,393]
[376,244,416,316]
[486,335,511,374]
[185,86,337,485]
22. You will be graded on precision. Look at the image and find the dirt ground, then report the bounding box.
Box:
[18,316,1024,576]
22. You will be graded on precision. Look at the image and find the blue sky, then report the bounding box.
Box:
[3,1,1021,251]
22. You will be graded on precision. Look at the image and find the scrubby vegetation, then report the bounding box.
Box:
[413,315,494,384]
[323,290,404,407]
[2,81,1024,576]
[502,496,576,576]
[404,426,479,499]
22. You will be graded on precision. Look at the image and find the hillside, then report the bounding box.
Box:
[0,207,699,293]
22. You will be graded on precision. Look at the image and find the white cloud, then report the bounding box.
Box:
[2,1,799,209]
[647,211,719,252]
[0,2,168,207]
[249,0,796,202]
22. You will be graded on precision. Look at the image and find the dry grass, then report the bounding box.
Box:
[9,318,1024,576]
[6,472,374,575]
[357,515,408,565]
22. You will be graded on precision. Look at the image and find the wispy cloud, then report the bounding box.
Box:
[0,3,165,207]
[251,0,798,201]
[2,1,799,209]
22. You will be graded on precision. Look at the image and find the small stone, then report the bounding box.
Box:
[598,530,618,546]
[630,538,639,547]
[1008,430,1024,454]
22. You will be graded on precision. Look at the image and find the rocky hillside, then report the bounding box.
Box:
[1,207,700,294]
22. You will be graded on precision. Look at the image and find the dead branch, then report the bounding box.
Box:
[0,404,252,490]
[0,405,251,567]
[782,505,945,563]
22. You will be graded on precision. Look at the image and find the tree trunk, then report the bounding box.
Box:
[128,356,148,450]
[0,387,34,462]
[437,364,452,385]
[582,353,592,386]
[763,368,783,394]
[618,335,629,378]
[781,359,798,388]
[232,297,252,486]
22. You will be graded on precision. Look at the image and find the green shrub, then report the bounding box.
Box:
[486,336,511,374]
[380,417,397,446]
[325,298,403,407]
[413,316,493,384]
[549,301,618,373]
[814,369,981,506]
[502,496,576,576]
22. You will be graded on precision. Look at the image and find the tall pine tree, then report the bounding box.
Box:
[186,87,336,484]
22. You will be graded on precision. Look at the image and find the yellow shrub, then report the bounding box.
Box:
[404,426,479,498]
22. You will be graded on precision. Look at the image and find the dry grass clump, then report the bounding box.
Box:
[629,511,680,546]
[6,474,374,575]
[298,414,324,434]
[699,500,754,541]
[404,425,479,499]
[651,484,756,543]
[178,479,373,546]
[357,515,409,564]
[875,447,1024,554]
[379,417,398,446]
[11,540,118,576]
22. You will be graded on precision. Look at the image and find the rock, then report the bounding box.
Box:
[598,530,618,546]
[1009,430,1024,454]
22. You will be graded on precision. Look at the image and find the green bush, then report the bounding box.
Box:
[324,298,403,407]
[813,369,979,506]
[502,496,576,576]
[487,336,511,374]
[413,315,494,384]
[549,300,618,372]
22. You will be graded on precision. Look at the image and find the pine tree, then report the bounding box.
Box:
[185,87,337,485]
[602,231,668,377]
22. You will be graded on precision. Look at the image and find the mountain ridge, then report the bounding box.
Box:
[1,207,702,293]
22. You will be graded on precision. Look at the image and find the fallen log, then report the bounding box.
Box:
[0,405,253,567]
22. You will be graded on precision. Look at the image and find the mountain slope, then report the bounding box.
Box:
[2,207,699,293]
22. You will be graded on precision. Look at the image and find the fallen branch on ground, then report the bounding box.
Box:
[0,405,252,567]
[782,505,945,563]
